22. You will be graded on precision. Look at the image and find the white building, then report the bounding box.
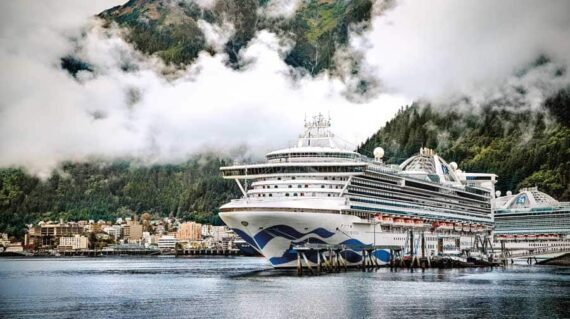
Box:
[103,225,122,240]
[157,236,177,250]
[58,235,89,250]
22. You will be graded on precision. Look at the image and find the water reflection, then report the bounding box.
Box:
[0,257,569,318]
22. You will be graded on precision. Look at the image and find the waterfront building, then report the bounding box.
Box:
[58,235,89,251]
[219,114,496,268]
[176,222,202,241]
[122,219,143,241]
[158,236,177,250]
[25,222,84,248]
[176,222,202,240]
[4,242,24,252]
[103,225,122,240]
[494,187,570,255]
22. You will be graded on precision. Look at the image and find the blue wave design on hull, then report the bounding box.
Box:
[268,237,392,266]
[254,225,335,249]
[232,229,261,252]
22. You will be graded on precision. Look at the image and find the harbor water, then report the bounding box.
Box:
[0,257,569,318]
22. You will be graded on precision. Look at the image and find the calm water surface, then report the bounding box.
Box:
[0,256,569,318]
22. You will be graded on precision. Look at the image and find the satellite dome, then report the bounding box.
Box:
[507,191,513,196]
[373,147,384,160]
[450,162,458,170]
[495,190,501,197]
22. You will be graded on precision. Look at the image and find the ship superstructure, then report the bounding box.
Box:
[494,187,570,255]
[219,114,497,267]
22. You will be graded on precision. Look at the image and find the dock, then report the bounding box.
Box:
[293,231,501,276]
[176,248,243,256]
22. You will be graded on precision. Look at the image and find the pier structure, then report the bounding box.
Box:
[292,230,502,275]
[176,248,243,256]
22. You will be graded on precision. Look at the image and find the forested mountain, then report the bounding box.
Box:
[359,88,570,201]
[0,157,239,237]
[96,0,373,73]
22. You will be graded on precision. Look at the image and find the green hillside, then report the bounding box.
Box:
[359,89,570,201]
[96,0,372,72]
[0,156,239,237]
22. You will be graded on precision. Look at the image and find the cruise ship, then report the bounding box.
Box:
[219,114,497,268]
[494,187,570,258]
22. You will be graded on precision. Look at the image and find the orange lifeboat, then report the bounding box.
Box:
[404,218,415,227]
[454,223,463,232]
[394,217,405,225]
[382,216,394,225]
[443,222,453,230]
[476,225,484,233]
[506,235,515,241]
[414,219,424,228]
[432,221,443,229]
[527,235,537,240]
[462,224,471,232]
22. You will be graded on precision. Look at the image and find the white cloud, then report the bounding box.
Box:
[0,0,409,176]
[260,0,303,19]
[359,0,570,101]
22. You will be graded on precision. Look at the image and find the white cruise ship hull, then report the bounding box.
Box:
[220,207,473,268]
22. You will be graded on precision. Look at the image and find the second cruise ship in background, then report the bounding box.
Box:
[219,114,497,267]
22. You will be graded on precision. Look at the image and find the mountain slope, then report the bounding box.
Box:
[0,156,239,237]
[359,89,570,200]
[96,0,373,73]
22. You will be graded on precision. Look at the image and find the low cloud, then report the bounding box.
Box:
[358,0,570,104]
[0,0,409,177]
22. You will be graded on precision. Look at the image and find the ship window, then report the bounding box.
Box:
[292,177,296,180]
[294,193,298,196]
[269,194,272,197]
[332,177,335,180]
[328,194,331,197]
[274,185,278,188]
[298,185,301,188]
[288,185,292,188]
[305,185,308,188]
[321,185,325,188]
[286,193,290,197]
[312,193,316,196]
[278,177,281,180]
[301,193,304,196]
[324,177,328,180]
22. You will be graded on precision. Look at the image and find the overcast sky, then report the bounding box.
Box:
[1,0,569,176]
